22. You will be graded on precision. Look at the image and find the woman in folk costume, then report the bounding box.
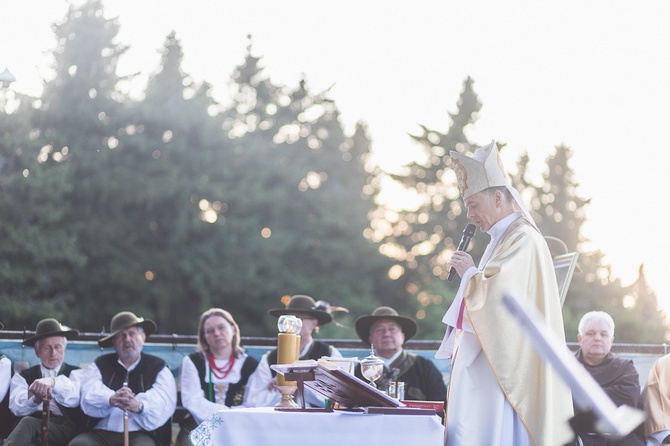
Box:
[175,308,259,446]
[436,140,574,445]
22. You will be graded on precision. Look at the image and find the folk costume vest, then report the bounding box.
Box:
[188,352,258,407]
[20,363,91,431]
[95,353,172,446]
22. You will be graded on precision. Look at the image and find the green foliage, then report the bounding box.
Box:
[0,1,403,338]
[528,145,666,342]
[1,0,663,344]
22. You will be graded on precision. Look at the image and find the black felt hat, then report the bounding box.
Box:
[23,318,79,347]
[98,311,157,348]
[268,295,333,326]
[355,306,418,344]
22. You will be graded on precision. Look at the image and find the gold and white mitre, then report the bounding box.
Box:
[449,139,509,200]
[450,139,538,230]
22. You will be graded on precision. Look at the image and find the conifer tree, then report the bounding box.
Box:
[372,77,483,337]
[212,43,403,336]
[0,0,126,325]
[532,145,667,341]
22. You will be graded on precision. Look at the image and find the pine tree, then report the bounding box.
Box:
[371,77,483,338]
[211,43,404,337]
[520,144,667,342]
[0,0,126,325]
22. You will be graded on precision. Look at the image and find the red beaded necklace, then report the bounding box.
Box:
[207,352,236,379]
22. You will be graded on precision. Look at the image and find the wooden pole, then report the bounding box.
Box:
[41,397,50,446]
[123,377,129,446]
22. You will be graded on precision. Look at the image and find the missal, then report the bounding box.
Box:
[271,359,405,410]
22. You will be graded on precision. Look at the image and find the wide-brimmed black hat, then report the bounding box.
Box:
[268,295,333,326]
[355,306,418,344]
[98,311,157,348]
[23,318,79,347]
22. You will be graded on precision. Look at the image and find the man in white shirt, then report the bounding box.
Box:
[69,311,177,446]
[4,318,83,446]
[0,321,17,440]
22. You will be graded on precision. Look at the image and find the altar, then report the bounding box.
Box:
[189,407,445,446]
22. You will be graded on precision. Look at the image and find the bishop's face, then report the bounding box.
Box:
[464,190,504,232]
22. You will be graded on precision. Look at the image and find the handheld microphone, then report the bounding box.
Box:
[448,223,477,281]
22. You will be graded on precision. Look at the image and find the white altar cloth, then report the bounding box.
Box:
[189,406,445,446]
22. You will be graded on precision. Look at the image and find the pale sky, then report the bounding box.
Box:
[2,1,670,316]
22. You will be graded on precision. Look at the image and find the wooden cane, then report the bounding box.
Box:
[41,396,51,446]
[123,378,129,446]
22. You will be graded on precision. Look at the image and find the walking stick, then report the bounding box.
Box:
[123,377,129,446]
[41,396,51,446]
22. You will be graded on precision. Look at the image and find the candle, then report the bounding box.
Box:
[277,332,297,386]
[276,315,302,387]
[295,334,301,361]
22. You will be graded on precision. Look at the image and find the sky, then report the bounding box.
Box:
[2,0,670,316]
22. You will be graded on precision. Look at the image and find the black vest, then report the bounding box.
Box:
[267,341,333,377]
[188,352,258,407]
[19,362,95,433]
[95,353,172,446]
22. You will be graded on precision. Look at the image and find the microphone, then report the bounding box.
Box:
[448,223,477,281]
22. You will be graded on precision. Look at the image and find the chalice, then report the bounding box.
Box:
[360,345,384,388]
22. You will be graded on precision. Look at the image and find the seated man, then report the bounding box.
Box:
[1,322,18,440]
[245,295,342,408]
[354,306,446,404]
[4,318,83,446]
[69,311,177,446]
[574,311,643,446]
[639,354,670,445]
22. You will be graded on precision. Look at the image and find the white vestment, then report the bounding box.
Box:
[439,213,531,446]
[437,213,573,446]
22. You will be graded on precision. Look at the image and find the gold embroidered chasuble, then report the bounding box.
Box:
[461,218,574,445]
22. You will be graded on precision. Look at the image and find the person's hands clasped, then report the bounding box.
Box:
[448,251,475,278]
[29,377,55,403]
[109,386,143,413]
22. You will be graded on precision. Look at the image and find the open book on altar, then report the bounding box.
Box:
[271,359,407,410]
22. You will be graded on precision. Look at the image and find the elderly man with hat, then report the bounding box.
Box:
[69,311,177,446]
[245,295,343,408]
[4,318,84,446]
[436,140,574,445]
[353,306,446,403]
